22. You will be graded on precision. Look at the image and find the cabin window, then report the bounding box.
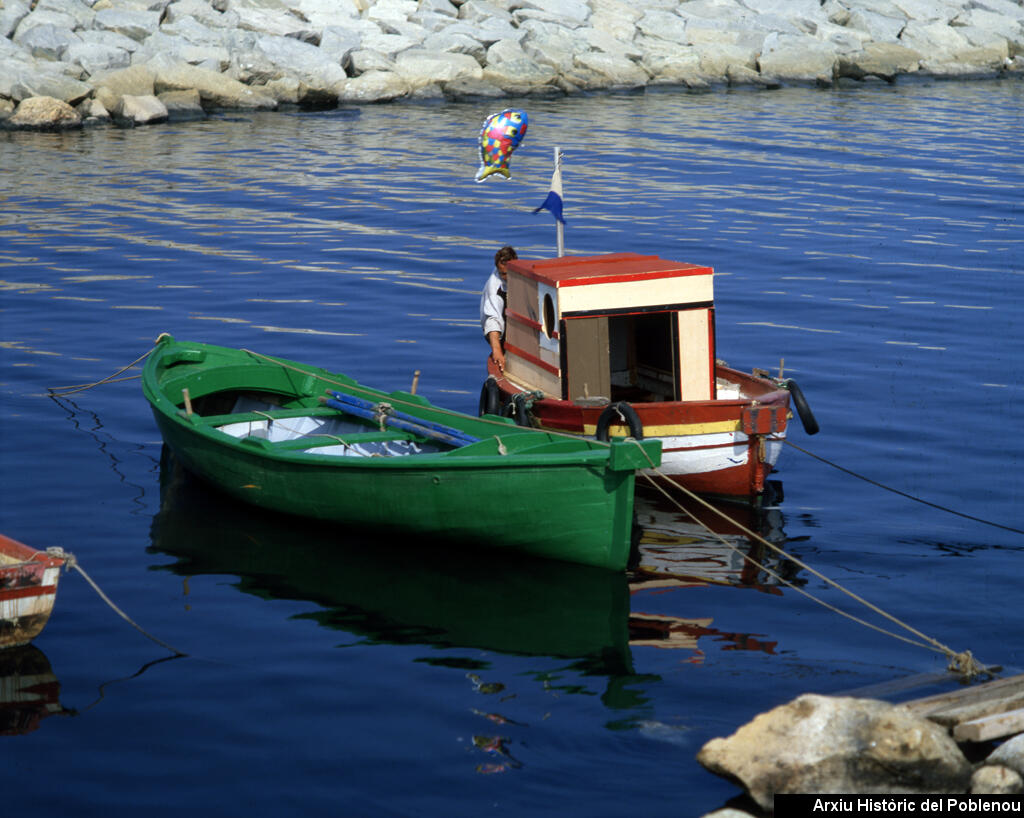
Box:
[542,293,556,339]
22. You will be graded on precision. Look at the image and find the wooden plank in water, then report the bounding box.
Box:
[953,708,1024,743]
[902,673,1024,742]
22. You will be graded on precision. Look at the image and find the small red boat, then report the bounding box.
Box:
[479,252,818,500]
[0,534,66,649]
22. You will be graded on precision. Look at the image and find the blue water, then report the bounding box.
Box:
[1,78,1022,816]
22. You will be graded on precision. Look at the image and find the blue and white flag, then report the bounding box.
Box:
[533,161,565,223]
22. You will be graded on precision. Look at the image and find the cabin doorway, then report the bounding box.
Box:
[562,311,680,404]
[609,312,678,402]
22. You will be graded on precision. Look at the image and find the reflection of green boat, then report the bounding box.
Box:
[149,450,633,670]
[142,336,662,571]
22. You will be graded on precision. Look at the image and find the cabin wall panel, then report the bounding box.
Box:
[677,309,713,401]
[559,275,713,315]
[506,353,561,397]
[507,274,538,324]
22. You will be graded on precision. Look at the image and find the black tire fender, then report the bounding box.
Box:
[478,377,501,417]
[786,379,819,435]
[595,402,644,441]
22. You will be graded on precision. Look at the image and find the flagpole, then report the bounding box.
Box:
[555,146,564,257]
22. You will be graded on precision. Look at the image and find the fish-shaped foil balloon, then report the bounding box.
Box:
[475,109,528,182]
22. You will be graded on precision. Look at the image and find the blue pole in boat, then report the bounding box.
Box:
[323,391,479,448]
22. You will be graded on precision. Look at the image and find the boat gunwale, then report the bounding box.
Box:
[0,535,64,571]
[144,339,660,473]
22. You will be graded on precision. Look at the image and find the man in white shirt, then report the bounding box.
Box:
[479,245,518,372]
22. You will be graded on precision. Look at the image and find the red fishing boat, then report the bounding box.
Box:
[0,535,66,648]
[479,252,818,500]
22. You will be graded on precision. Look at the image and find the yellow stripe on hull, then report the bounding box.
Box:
[579,419,743,437]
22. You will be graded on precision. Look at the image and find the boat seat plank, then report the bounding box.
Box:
[194,406,346,426]
[264,431,418,451]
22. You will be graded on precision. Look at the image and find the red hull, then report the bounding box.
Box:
[486,362,792,500]
[0,535,65,649]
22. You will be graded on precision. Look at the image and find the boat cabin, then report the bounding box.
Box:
[502,253,716,404]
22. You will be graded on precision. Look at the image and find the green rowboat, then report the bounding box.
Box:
[142,335,662,571]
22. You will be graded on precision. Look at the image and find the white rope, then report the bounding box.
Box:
[630,442,989,680]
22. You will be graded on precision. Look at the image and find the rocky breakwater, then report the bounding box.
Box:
[1,0,1023,129]
[696,694,1024,817]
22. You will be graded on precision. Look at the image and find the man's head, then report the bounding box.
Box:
[494,245,517,277]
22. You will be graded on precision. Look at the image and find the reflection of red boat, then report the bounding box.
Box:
[0,645,68,735]
[1,534,66,649]
[481,252,818,499]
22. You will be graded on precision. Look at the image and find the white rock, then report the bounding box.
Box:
[644,54,709,87]
[573,50,648,86]
[635,10,689,44]
[481,55,558,90]
[1,61,92,102]
[989,733,1024,777]
[320,25,363,67]
[7,94,82,128]
[348,48,395,73]
[360,29,419,56]
[145,52,278,107]
[232,5,311,38]
[66,40,132,73]
[900,19,971,59]
[393,48,482,87]
[77,96,111,121]
[845,9,907,41]
[578,26,644,60]
[336,68,410,101]
[970,0,1024,21]
[293,0,361,26]
[837,41,922,78]
[759,32,837,83]
[94,9,163,42]
[79,29,144,53]
[158,87,206,117]
[486,37,529,63]
[590,10,638,42]
[13,8,80,39]
[36,0,96,29]
[697,695,972,812]
[971,765,1024,795]
[408,10,456,33]
[15,24,82,62]
[161,15,230,46]
[694,42,759,78]
[421,30,487,61]
[1,0,32,40]
[116,93,169,123]
[164,0,236,28]
[458,0,513,24]
[254,33,348,86]
[512,0,590,26]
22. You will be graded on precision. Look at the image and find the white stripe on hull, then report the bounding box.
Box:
[642,431,786,477]
[0,566,60,622]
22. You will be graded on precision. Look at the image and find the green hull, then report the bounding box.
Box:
[142,336,662,571]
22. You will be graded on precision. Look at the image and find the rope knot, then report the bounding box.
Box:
[946,649,985,680]
[374,402,393,432]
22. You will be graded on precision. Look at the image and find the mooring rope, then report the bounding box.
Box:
[782,439,1024,537]
[47,348,154,397]
[47,548,187,657]
[629,443,990,680]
